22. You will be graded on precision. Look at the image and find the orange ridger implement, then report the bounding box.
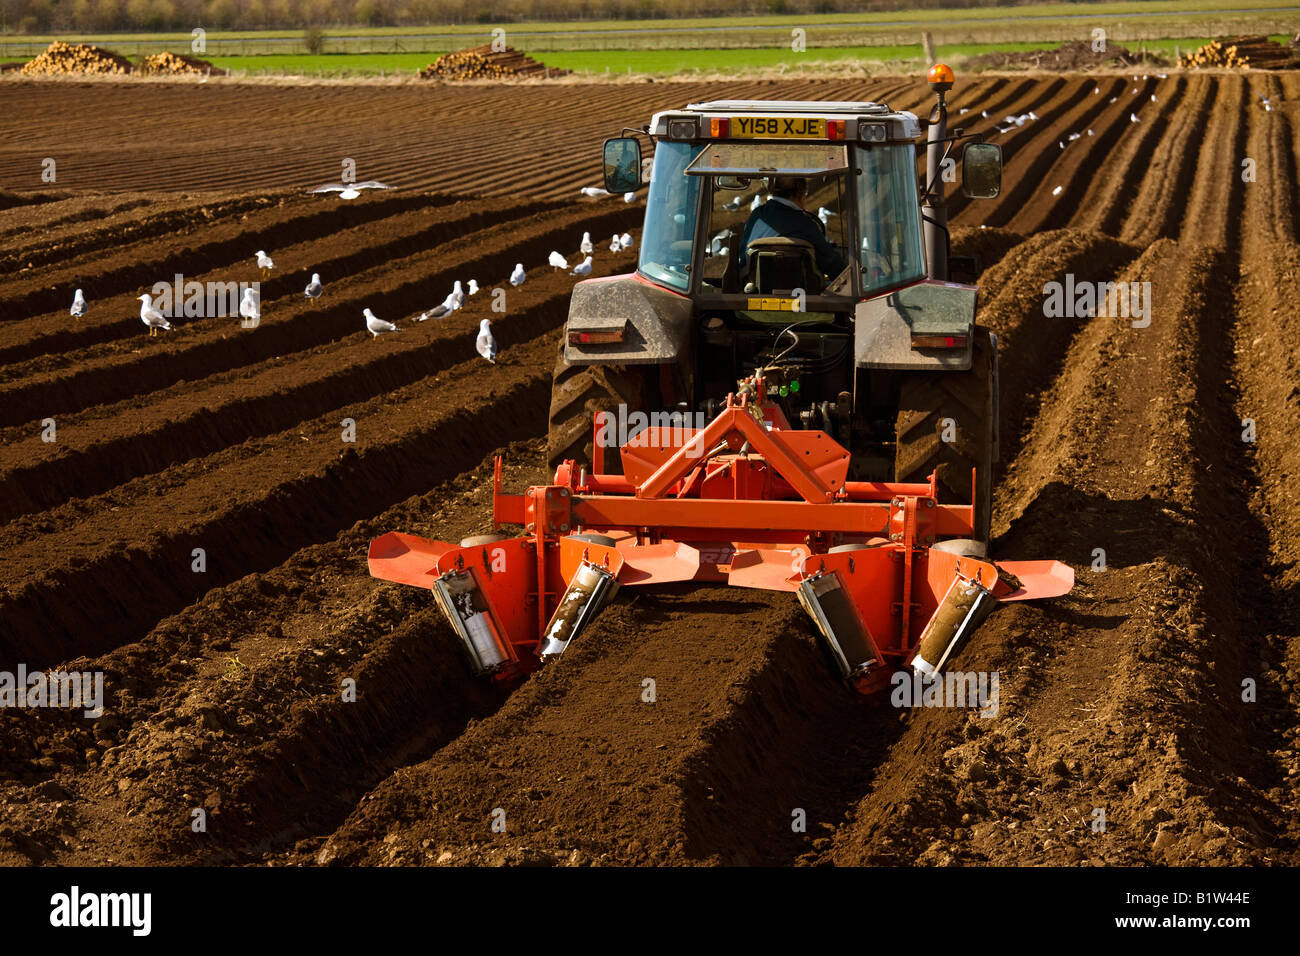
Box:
[369,380,1073,694]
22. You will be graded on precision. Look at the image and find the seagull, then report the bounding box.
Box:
[467,279,479,295]
[1088,129,1094,136]
[364,308,399,337]
[750,194,762,211]
[609,233,622,252]
[239,288,260,328]
[304,273,323,304]
[255,250,274,279]
[959,107,969,114]
[1150,94,1157,103]
[450,281,465,309]
[624,191,636,203]
[1259,92,1272,111]
[572,255,593,276]
[310,181,393,200]
[817,206,836,224]
[1051,185,1063,196]
[1068,132,1081,141]
[618,233,634,252]
[510,263,526,286]
[1110,96,1118,104]
[1093,86,1101,95]
[548,250,568,269]
[580,231,593,255]
[70,289,87,318]
[709,229,733,256]
[138,294,171,336]
[476,318,496,364]
[981,110,989,118]
[722,194,746,211]
[1058,140,1066,149]
[1130,112,1140,123]
[421,288,460,320]
[579,186,610,198]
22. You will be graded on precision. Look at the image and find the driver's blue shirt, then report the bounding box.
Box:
[739,197,847,276]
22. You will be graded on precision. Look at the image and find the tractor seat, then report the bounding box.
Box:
[745,236,824,296]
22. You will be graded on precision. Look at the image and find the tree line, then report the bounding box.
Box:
[2,0,1081,35]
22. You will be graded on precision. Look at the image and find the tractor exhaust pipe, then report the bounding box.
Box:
[923,63,955,282]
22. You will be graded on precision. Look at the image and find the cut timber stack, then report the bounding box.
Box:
[19,41,133,75]
[420,45,568,80]
[1178,35,1300,69]
[137,52,226,76]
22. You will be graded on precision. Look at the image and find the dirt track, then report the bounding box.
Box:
[1,74,1299,866]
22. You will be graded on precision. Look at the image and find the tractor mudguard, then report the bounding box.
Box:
[563,273,694,366]
[855,279,977,370]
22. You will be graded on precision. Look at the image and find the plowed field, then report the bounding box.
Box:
[2,73,1299,867]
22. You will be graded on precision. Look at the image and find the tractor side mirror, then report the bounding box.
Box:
[603,137,642,195]
[961,142,1002,199]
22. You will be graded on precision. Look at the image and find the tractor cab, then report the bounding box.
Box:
[611,103,928,308]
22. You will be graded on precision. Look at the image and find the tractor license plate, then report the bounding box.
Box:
[731,116,827,139]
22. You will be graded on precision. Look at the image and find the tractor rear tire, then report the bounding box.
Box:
[894,327,996,546]
[547,339,657,473]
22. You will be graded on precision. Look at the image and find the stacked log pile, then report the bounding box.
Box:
[1179,36,1300,69]
[18,41,133,75]
[420,45,568,80]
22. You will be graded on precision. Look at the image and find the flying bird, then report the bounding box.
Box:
[548,250,568,270]
[476,318,497,364]
[510,263,526,286]
[138,294,171,336]
[364,308,399,337]
[304,273,323,304]
[255,250,274,279]
[580,231,593,255]
[572,255,593,276]
[70,289,87,318]
[239,288,260,328]
[310,181,393,200]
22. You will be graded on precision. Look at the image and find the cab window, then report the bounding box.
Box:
[638,141,702,293]
[856,144,925,296]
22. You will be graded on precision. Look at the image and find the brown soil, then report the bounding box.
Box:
[1,73,1298,868]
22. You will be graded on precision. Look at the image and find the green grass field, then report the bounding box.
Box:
[174,36,1257,78]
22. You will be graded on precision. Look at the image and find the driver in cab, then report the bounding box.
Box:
[738,175,847,279]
